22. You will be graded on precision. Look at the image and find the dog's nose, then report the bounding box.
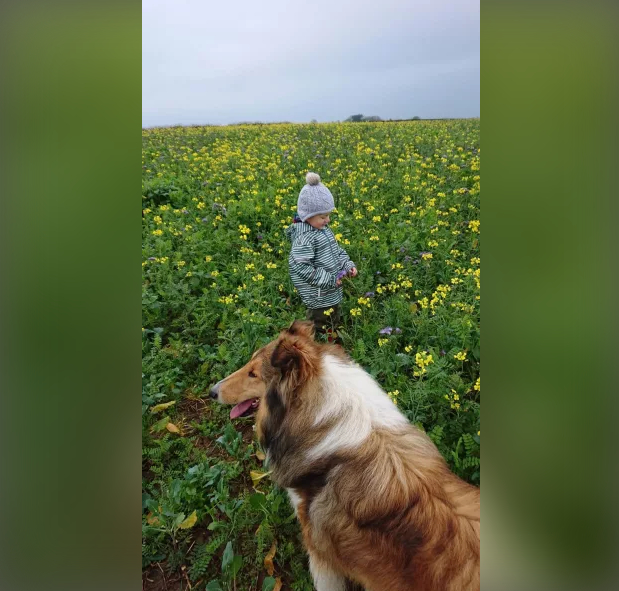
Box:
[209,381,221,400]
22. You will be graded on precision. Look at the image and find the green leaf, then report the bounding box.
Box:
[151,415,170,432]
[221,541,233,572]
[230,554,243,578]
[249,492,267,510]
[205,581,223,591]
[174,512,186,527]
[263,576,276,591]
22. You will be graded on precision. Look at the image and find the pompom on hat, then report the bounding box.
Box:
[297,172,335,222]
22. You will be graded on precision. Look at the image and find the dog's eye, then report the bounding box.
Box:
[249,371,257,378]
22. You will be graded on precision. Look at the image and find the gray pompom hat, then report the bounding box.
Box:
[297,172,335,222]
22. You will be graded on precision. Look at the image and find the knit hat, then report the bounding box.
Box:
[297,172,335,222]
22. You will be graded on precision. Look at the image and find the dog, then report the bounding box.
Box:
[210,321,480,591]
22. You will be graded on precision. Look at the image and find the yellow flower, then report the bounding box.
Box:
[369,235,379,241]
[324,308,334,317]
[211,270,220,277]
[350,308,362,316]
[177,261,186,267]
[413,351,434,376]
[421,252,433,261]
[454,351,467,361]
[404,345,413,353]
[152,229,163,236]
[266,262,277,269]
[387,390,399,404]
[378,338,389,347]
[468,220,480,233]
[474,377,480,391]
[245,263,255,270]
[185,271,192,277]
[205,255,212,262]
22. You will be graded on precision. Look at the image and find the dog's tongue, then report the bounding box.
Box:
[230,399,254,419]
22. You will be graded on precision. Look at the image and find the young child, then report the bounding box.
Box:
[285,172,357,341]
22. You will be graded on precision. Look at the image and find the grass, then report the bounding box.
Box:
[142,119,480,590]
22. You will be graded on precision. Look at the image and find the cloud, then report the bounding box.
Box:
[142,0,479,126]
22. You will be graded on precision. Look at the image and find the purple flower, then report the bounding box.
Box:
[404,256,412,263]
[394,328,402,334]
[257,234,263,240]
[201,217,208,223]
[364,291,375,298]
[148,257,156,260]
[419,251,431,256]
[440,350,446,356]
[399,247,406,253]
[337,270,347,280]
[379,327,393,335]
[181,209,189,214]
[375,271,382,275]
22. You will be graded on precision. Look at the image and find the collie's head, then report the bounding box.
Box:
[209,320,328,420]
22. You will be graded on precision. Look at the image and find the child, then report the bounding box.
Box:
[285,172,357,341]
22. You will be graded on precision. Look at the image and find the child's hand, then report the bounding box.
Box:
[336,278,342,286]
[348,267,358,277]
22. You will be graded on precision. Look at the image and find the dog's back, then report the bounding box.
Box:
[298,426,480,591]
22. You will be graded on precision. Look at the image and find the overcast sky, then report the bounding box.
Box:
[142,0,479,127]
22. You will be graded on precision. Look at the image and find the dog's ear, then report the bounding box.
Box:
[271,337,300,376]
[286,320,315,340]
[271,333,317,386]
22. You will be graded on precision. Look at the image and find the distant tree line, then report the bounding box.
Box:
[344,114,421,122]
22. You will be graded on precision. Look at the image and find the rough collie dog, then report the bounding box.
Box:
[210,321,480,591]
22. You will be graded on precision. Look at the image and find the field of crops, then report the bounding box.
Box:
[142,120,480,590]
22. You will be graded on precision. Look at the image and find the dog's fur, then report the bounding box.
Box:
[212,321,480,591]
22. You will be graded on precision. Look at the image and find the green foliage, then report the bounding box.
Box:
[142,119,480,588]
[189,535,226,582]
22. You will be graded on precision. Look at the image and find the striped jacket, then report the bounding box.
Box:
[285,221,356,309]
